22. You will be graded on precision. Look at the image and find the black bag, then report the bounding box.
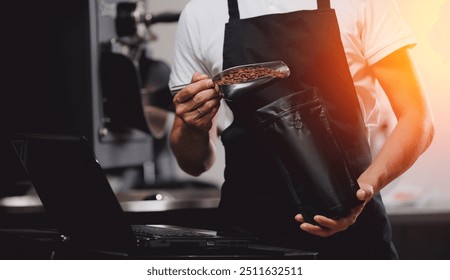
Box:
[254,87,365,224]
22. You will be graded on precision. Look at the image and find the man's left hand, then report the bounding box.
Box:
[294,182,374,237]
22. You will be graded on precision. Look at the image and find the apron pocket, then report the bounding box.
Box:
[254,87,362,224]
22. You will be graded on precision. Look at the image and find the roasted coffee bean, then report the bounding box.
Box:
[216,67,288,85]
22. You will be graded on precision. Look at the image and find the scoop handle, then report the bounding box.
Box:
[170,83,219,96]
[170,83,190,96]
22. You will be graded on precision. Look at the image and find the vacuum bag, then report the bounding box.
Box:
[254,87,365,224]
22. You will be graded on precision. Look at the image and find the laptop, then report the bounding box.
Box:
[10,134,255,255]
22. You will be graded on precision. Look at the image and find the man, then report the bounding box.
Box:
[168,0,434,259]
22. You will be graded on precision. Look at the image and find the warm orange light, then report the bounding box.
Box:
[398,0,450,99]
[388,0,450,192]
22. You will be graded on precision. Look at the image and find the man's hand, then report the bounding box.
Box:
[173,72,221,132]
[294,182,374,237]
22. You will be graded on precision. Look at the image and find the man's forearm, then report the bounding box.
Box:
[169,117,217,176]
[359,111,434,193]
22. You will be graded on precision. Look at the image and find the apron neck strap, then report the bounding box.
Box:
[317,0,331,10]
[228,0,240,22]
[227,0,331,22]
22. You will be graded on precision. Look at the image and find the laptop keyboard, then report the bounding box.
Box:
[131,225,214,238]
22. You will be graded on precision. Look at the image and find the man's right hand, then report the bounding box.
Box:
[172,72,221,133]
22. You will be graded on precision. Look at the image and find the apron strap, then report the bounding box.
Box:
[228,0,240,22]
[317,0,331,10]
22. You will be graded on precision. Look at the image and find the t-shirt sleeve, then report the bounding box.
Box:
[361,0,417,65]
[168,2,209,90]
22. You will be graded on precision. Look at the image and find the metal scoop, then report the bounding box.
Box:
[170,61,290,100]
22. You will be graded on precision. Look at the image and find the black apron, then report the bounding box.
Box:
[218,0,398,259]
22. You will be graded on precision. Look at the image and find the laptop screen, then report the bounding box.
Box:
[22,134,136,250]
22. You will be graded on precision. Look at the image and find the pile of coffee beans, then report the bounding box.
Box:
[216,67,288,85]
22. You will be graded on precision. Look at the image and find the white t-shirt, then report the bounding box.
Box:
[169,0,416,135]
